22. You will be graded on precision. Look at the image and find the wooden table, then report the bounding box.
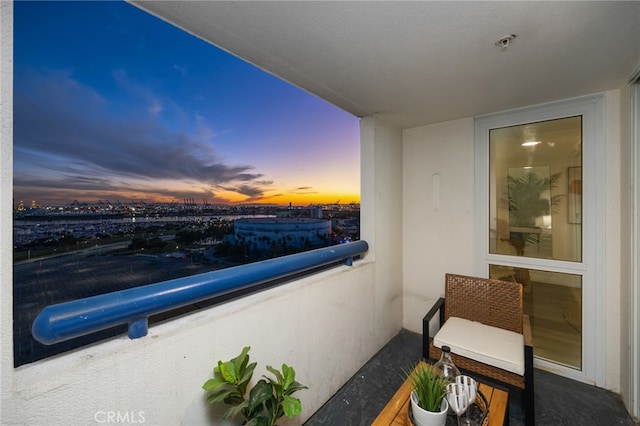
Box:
[372,363,509,426]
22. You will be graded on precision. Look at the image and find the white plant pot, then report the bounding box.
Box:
[409,390,448,426]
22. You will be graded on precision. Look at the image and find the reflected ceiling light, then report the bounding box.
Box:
[521,141,541,147]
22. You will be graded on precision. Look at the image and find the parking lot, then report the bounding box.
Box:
[13,253,215,366]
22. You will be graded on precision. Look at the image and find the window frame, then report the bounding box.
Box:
[474,93,606,385]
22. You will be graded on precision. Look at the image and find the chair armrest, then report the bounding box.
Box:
[425,297,446,327]
[523,314,533,347]
[422,297,445,359]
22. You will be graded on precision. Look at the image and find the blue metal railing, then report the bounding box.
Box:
[32,240,368,345]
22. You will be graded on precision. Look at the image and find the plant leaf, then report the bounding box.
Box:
[248,379,273,413]
[266,365,284,385]
[202,377,227,392]
[219,360,238,384]
[207,389,238,404]
[223,402,248,420]
[282,395,302,418]
[246,417,269,426]
[238,361,257,394]
[285,381,308,395]
[234,346,251,377]
[281,364,295,390]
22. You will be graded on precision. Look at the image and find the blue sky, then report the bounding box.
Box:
[13,1,360,206]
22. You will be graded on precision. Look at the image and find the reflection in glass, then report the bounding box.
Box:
[490,265,582,370]
[488,116,583,370]
[505,166,559,260]
[489,117,582,263]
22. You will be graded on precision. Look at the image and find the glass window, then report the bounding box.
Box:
[487,116,583,370]
[477,94,605,382]
[489,265,582,370]
[489,117,582,262]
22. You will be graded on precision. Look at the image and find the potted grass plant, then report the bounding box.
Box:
[405,363,449,426]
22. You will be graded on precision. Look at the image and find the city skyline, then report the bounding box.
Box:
[13,1,360,207]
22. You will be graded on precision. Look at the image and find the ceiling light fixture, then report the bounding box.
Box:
[521,141,541,147]
[495,34,516,51]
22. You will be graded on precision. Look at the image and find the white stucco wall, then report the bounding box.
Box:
[401,118,476,333]
[625,74,640,421]
[6,264,381,426]
[0,5,404,425]
[0,1,14,421]
[360,115,404,343]
[617,78,633,414]
[604,89,622,393]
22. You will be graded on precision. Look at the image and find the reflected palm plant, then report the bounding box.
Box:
[506,170,561,256]
[499,170,562,290]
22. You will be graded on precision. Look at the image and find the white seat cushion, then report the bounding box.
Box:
[433,316,524,375]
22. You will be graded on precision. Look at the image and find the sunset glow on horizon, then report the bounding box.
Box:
[13,1,360,208]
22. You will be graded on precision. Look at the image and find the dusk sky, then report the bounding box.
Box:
[13,1,360,207]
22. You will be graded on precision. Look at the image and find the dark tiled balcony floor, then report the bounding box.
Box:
[304,329,636,426]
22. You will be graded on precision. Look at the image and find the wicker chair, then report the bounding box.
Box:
[422,273,534,426]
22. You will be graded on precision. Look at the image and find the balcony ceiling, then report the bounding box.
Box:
[131,1,640,129]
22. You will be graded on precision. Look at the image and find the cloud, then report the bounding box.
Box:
[148,99,163,116]
[290,186,318,195]
[112,69,164,117]
[13,69,273,204]
[217,183,272,201]
[172,63,188,76]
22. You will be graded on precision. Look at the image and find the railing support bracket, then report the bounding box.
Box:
[128,317,149,339]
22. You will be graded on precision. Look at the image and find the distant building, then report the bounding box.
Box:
[331,218,359,235]
[310,206,323,218]
[233,217,331,251]
[276,205,323,219]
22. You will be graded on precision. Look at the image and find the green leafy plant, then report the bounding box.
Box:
[202,346,308,426]
[404,363,448,412]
